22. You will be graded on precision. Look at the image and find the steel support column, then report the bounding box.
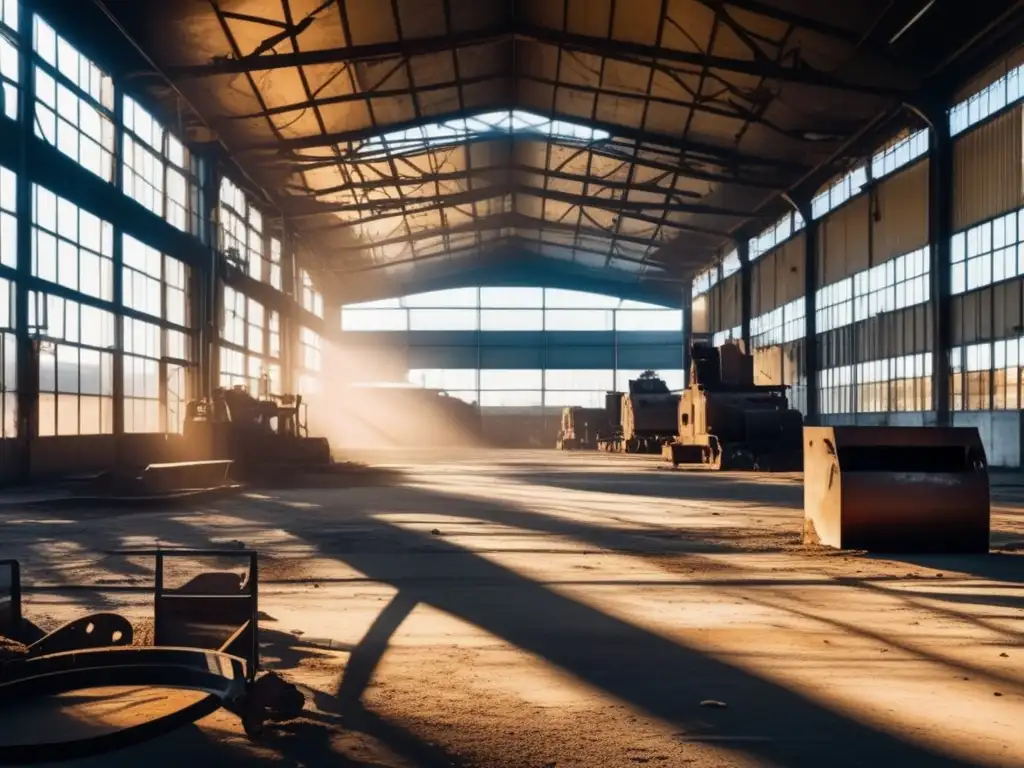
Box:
[195,157,221,401]
[928,111,953,425]
[111,92,125,450]
[802,207,819,424]
[738,238,751,351]
[13,0,36,481]
[681,287,692,383]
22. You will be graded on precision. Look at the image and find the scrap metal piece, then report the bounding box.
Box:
[0,561,20,641]
[154,549,259,681]
[0,646,247,765]
[25,614,133,657]
[803,426,991,553]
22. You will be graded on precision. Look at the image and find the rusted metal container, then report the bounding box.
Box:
[803,426,990,553]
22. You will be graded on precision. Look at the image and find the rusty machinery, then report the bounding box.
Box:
[184,386,332,479]
[663,341,803,470]
[0,551,304,762]
[555,406,608,450]
[803,426,990,553]
[592,374,680,454]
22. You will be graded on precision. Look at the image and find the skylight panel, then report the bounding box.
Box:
[355,109,610,158]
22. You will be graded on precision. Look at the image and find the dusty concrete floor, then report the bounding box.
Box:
[2,449,1024,767]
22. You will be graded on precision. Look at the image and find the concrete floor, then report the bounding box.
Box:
[2,450,1024,767]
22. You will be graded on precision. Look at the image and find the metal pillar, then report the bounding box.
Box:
[195,156,220,401]
[737,238,751,350]
[802,206,820,424]
[111,92,125,448]
[681,287,692,384]
[13,0,36,481]
[928,109,953,426]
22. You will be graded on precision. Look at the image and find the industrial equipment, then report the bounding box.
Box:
[593,374,679,454]
[0,550,305,761]
[803,426,990,552]
[556,406,607,450]
[183,386,332,478]
[664,341,803,470]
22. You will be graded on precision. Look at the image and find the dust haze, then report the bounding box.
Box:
[301,339,485,452]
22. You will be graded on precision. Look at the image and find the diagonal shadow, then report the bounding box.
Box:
[254,488,984,768]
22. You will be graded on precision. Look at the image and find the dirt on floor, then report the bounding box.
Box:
[1,449,1023,768]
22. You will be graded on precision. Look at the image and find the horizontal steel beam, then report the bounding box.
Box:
[167,24,511,78]
[252,107,805,171]
[170,19,908,97]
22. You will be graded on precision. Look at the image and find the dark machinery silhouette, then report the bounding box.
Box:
[663,341,803,470]
[555,406,607,450]
[596,372,680,453]
[183,386,331,478]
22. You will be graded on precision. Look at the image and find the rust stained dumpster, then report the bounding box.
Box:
[803,426,990,553]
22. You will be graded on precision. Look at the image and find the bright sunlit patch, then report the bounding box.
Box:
[356,110,611,159]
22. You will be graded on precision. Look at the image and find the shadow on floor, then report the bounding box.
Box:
[244,484,990,768]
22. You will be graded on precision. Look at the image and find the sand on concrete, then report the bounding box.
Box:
[1,449,1022,767]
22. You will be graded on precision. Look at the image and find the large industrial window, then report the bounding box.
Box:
[811,166,867,219]
[32,184,114,302]
[121,235,190,433]
[123,316,160,433]
[218,178,264,280]
[0,276,15,437]
[950,64,1024,136]
[0,165,16,269]
[816,277,853,332]
[122,96,202,235]
[544,309,614,331]
[751,297,805,348]
[0,6,19,122]
[299,269,323,318]
[720,249,741,278]
[220,285,278,395]
[951,210,1022,294]
[871,130,928,180]
[615,309,682,331]
[480,309,544,331]
[819,365,854,414]
[341,288,679,333]
[815,247,930,332]
[890,353,932,412]
[749,211,801,262]
[691,265,718,297]
[32,292,115,436]
[712,326,741,348]
[268,237,283,291]
[33,17,115,182]
[993,337,1022,411]
[297,327,321,395]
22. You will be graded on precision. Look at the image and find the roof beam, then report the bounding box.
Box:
[515,23,908,96]
[253,106,805,171]
[168,19,906,96]
[166,24,511,78]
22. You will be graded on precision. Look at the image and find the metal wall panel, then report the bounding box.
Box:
[954,50,1024,102]
[953,105,1024,231]
[752,250,776,317]
[479,347,544,368]
[777,234,806,305]
[546,346,615,368]
[871,159,929,263]
[993,279,1024,339]
[407,345,478,369]
[817,194,870,286]
[717,272,742,330]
